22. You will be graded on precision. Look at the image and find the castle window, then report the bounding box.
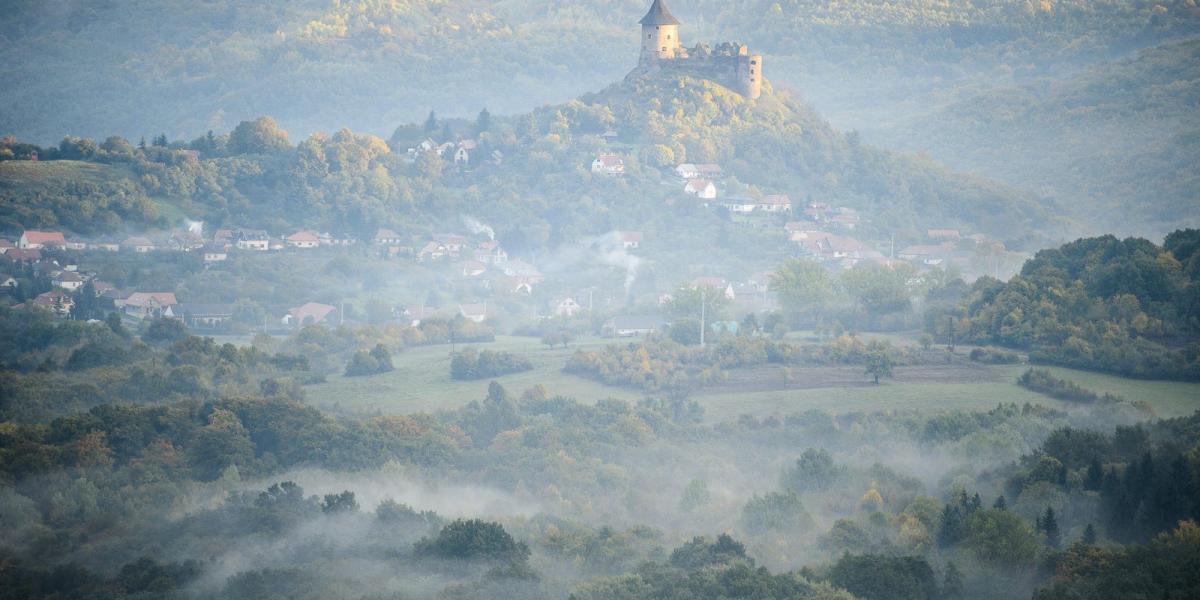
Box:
[751,60,757,65]
[661,47,667,52]
[667,35,671,39]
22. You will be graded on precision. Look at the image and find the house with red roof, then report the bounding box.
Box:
[283,302,338,327]
[684,178,717,199]
[122,292,179,319]
[32,290,74,316]
[286,230,321,249]
[18,230,66,249]
[591,154,625,176]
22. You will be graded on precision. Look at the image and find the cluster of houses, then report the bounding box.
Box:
[675,160,797,215]
[406,137,502,166]
[786,222,992,272]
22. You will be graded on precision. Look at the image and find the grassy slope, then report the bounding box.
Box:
[0,159,187,231]
[0,160,130,188]
[305,335,1200,421]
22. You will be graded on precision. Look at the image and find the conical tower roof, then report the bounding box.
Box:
[639,0,681,26]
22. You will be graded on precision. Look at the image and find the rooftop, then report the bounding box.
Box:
[639,0,681,26]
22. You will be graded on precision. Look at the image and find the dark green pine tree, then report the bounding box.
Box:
[1085,458,1104,491]
[1082,523,1097,545]
[938,504,962,548]
[475,108,491,135]
[993,495,1007,510]
[942,562,964,599]
[423,110,438,134]
[1042,507,1061,548]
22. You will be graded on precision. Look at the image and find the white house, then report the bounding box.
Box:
[51,271,85,291]
[286,230,321,249]
[235,229,270,251]
[675,163,700,179]
[756,195,792,213]
[720,197,757,214]
[18,230,66,249]
[552,297,582,317]
[616,231,643,249]
[474,241,508,264]
[684,178,717,200]
[202,244,228,264]
[591,154,625,176]
[121,237,156,253]
[458,303,489,323]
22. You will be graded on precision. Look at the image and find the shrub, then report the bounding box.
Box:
[969,346,1021,364]
[1017,369,1098,402]
[450,348,532,380]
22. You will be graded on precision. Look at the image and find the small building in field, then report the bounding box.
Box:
[284,302,337,327]
[551,297,582,317]
[458,303,489,323]
[602,316,666,338]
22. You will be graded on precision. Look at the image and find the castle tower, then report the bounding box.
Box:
[737,54,763,99]
[639,0,681,64]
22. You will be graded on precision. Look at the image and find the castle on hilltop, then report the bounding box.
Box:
[631,0,763,99]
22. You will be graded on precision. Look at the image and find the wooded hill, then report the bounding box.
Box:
[943,230,1200,380]
[1,72,1062,255]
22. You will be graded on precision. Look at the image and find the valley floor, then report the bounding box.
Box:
[304,335,1200,422]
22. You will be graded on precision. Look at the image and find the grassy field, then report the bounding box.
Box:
[304,336,1200,422]
[0,160,128,187]
[304,335,638,416]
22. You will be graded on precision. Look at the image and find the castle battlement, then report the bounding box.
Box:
[631,0,762,99]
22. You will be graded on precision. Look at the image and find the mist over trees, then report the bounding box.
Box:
[2,1,1199,599]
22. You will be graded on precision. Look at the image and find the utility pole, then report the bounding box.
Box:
[700,288,706,348]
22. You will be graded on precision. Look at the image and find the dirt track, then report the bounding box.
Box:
[695,361,1005,396]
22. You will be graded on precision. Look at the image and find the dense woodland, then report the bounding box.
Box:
[939,231,1200,380]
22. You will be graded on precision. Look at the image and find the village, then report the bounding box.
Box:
[1,148,1011,340]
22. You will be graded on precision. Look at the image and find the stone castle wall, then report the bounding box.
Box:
[632,42,763,99]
